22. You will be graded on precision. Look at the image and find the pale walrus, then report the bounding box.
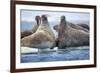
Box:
[21,16,41,39]
[57,16,89,49]
[21,15,55,49]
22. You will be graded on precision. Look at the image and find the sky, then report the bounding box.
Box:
[21,9,90,24]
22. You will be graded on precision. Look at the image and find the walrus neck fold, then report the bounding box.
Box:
[41,20,48,25]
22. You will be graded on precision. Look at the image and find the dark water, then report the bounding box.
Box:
[21,47,89,63]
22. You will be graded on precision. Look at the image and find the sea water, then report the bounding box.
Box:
[21,46,89,63]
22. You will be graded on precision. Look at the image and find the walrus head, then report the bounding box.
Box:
[77,23,89,30]
[58,16,66,36]
[53,16,67,32]
[35,16,41,25]
[41,15,48,25]
[60,16,66,27]
[56,16,67,49]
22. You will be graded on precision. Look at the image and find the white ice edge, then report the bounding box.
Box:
[21,46,89,54]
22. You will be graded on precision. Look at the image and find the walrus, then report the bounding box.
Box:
[57,16,89,49]
[77,23,89,30]
[21,15,55,50]
[31,16,41,33]
[21,31,32,39]
[21,16,41,39]
[53,21,89,33]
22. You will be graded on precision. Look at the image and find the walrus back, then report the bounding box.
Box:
[21,31,55,48]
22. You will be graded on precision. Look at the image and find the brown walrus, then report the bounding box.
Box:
[77,23,89,30]
[53,21,89,33]
[21,31,32,39]
[21,16,41,39]
[57,16,89,49]
[21,15,55,49]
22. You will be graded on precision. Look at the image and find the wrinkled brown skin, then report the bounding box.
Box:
[56,16,89,49]
[21,16,40,39]
[53,22,89,48]
[53,23,89,33]
[77,23,89,30]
